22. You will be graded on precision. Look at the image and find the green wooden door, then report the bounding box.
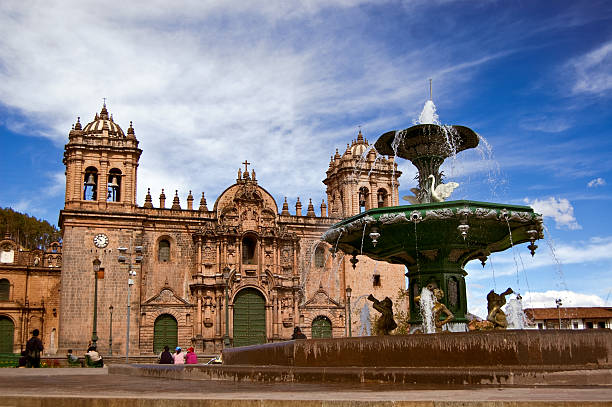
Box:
[233,288,266,347]
[0,317,14,353]
[153,314,178,354]
[311,316,332,338]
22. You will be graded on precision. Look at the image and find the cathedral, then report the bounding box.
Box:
[1,103,405,356]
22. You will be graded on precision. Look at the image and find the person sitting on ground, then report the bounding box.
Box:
[67,349,81,366]
[291,326,307,340]
[85,345,104,367]
[173,346,185,364]
[25,329,43,368]
[159,345,174,364]
[185,347,198,364]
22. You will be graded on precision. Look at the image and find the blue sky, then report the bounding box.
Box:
[1,0,611,318]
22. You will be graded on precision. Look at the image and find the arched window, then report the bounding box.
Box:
[153,314,177,354]
[314,246,325,268]
[311,316,332,338]
[158,240,170,262]
[83,167,98,200]
[107,168,122,202]
[0,279,9,301]
[242,235,257,265]
[359,187,369,213]
[377,188,388,208]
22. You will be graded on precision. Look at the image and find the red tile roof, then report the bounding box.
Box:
[524,307,612,320]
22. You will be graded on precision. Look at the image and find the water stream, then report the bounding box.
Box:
[419,287,436,334]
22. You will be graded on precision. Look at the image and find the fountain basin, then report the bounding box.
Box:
[374,124,479,160]
[322,200,543,324]
[223,330,611,368]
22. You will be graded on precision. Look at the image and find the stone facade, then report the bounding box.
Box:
[57,104,406,356]
[0,234,61,354]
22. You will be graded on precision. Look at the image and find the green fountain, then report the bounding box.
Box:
[322,112,544,331]
[216,101,611,385]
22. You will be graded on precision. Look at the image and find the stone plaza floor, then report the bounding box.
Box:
[0,367,611,406]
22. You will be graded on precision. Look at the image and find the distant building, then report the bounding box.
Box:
[0,233,61,354]
[524,307,612,330]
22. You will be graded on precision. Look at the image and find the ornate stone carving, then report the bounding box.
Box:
[424,208,454,220]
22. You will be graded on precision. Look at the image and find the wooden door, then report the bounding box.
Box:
[233,288,266,347]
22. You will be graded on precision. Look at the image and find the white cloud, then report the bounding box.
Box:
[519,116,572,133]
[524,197,581,230]
[0,1,511,212]
[467,289,606,320]
[587,177,606,188]
[521,290,605,308]
[568,40,612,96]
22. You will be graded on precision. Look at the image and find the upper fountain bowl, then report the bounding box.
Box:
[374,124,479,160]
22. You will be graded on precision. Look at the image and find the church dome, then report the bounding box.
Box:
[82,103,125,138]
[349,130,369,157]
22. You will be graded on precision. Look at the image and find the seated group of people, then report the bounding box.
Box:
[159,346,198,364]
[66,346,103,367]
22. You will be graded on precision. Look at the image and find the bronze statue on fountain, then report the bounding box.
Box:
[367,294,397,335]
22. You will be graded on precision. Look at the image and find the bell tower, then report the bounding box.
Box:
[63,103,142,211]
[323,130,400,218]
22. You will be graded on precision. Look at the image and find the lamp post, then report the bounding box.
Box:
[223,269,231,348]
[109,305,114,356]
[118,246,142,363]
[346,287,352,337]
[92,259,101,347]
[555,298,562,329]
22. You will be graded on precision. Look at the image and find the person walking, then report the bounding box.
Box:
[159,345,174,364]
[173,347,185,364]
[25,329,43,368]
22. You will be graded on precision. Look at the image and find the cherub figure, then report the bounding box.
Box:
[415,284,454,332]
[367,294,397,335]
[486,287,513,329]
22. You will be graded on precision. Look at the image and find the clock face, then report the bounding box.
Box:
[93,233,109,248]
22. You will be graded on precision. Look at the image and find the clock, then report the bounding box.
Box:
[93,233,109,248]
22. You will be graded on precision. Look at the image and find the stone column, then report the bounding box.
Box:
[272,295,278,338]
[266,304,272,341]
[196,236,202,275]
[98,155,109,204]
[196,294,202,336]
[215,294,222,337]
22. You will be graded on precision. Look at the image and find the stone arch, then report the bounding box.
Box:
[359,186,370,212]
[230,284,269,305]
[107,168,122,202]
[83,166,98,200]
[377,188,389,207]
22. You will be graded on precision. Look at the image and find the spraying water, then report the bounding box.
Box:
[419,287,436,334]
[416,100,440,125]
[359,303,372,336]
[505,296,528,329]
